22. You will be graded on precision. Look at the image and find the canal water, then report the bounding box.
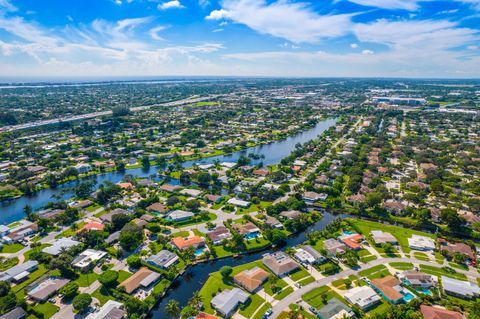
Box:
[0,118,336,224]
[149,211,349,319]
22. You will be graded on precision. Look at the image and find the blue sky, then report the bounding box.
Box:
[0,0,479,77]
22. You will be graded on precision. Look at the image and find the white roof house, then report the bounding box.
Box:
[72,249,107,271]
[211,288,249,317]
[42,237,81,256]
[227,198,250,208]
[371,230,397,244]
[344,286,381,310]
[442,276,480,299]
[86,300,126,319]
[408,234,435,251]
[179,188,202,197]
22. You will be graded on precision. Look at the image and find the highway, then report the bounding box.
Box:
[0,95,218,132]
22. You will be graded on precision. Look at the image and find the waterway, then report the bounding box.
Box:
[149,211,349,319]
[0,118,336,224]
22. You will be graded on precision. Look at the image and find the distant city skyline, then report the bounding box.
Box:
[0,0,479,78]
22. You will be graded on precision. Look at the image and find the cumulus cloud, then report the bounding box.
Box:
[350,43,359,48]
[158,0,185,10]
[205,9,232,20]
[207,0,352,43]
[362,49,374,55]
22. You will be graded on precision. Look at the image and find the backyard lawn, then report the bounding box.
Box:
[239,294,265,318]
[0,243,24,253]
[30,302,59,319]
[347,219,435,253]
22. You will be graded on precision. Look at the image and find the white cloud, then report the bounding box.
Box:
[149,25,168,40]
[212,28,224,32]
[344,0,424,11]
[345,0,480,11]
[205,9,232,20]
[209,0,352,43]
[353,19,478,51]
[0,0,17,12]
[362,49,374,55]
[350,43,359,48]
[158,0,185,10]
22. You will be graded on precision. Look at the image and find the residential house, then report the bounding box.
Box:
[0,307,27,319]
[180,188,202,198]
[399,271,436,289]
[339,233,364,250]
[146,202,169,216]
[371,231,398,245]
[419,305,464,319]
[120,268,161,294]
[370,276,406,304]
[233,267,270,292]
[27,277,70,302]
[0,260,38,283]
[100,208,130,223]
[438,239,475,261]
[279,210,302,220]
[294,245,327,265]
[408,235,435,251]
[72,249,107,272]
[384,200,406,215]
[145,250,179,269]
[42,237,81,256]
[86,300,126,319]
[171,236,205,251]
[344,286,381,310]
[303,191,326,204]
[166,210,194,222]
[206,226,232,245]
[316,298,354,319]
[160,184,181,193]
[211,288,249,318]
[83,222,105,231]
[323,239,347,256]
[441,276,480,299]
[262,252,299,277]
[204,194,223,203]
[232,222,260,238]
[227,198,250,208]
[264,216,283,229]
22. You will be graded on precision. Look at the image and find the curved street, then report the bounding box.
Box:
[271,257,480,318]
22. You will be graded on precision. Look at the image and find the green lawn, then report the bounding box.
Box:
[31,302,59,319]
[274,286,294,300]
[420,265,467,280]
[74,271,99,287]
[298,276,315,286]
[302,286,347,310]
[0,243,24,253]
[389,262,414,270]
[244,236,271,251]
[55,222,86,238]
[358,265,387,277]
[239,294,265,318]
[24,244,51,261]
[13,265,49,299]
[289,268,312,282]
[92,287,113,305]
[413,252,430,261]
[252,302,272,319]
[86,203,102,212]
[0,256,19,271]
[199,272,234,314]
[347,219,435,253]
[173,213,217,228]
[170,231,190,238]
[118,270,133,283]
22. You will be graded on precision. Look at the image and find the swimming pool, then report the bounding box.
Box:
[194,247,206,256]
[401,291,415,302]
[415,287,432,295]
[245,232,260,240]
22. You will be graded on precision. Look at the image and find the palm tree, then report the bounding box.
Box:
[188,290,202,309]
[165,300,181,318]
